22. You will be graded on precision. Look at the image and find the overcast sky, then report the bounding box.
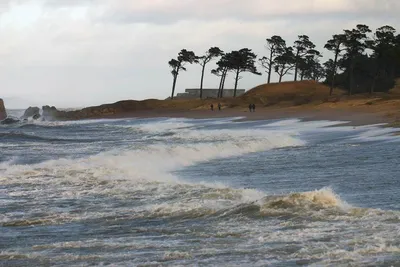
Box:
[0,0,399,108]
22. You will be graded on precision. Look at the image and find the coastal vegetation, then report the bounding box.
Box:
[196,47,224,99]
[168,49,197,100]
[168,24,400,99]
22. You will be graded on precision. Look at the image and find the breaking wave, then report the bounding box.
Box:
[2,117,400,266]
[134,187,351,220]
[2,184,398,228]
[2,125,304,178]
[2,125,396,226]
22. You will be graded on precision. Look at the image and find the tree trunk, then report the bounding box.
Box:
[267,50,273,84]
[294,52,299,81]
[234,69,239,97]
[217,74,224,98]
[279,73,283,83]
[199,64,206,99]
[370,61,381,94]
[329,72,336,96]
[221,70,227,98]
[218,70,227,98]
[370,71,378,94]
[370,77,376,94]
[330,51,339,96]
[170,73,178,99]
[349,59,355,95]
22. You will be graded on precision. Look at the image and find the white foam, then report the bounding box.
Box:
[261,118,347,130]
[351,125,400,141]
[33,118,129,127]
[260,118,400,142]
[2,130,303,184]
[136,118,195,133]
[265,118,302,126]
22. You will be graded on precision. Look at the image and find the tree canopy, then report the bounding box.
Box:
[168,49,197,99]
[228,48,261,96]
[259,35,286,84]
[196,47,224,98]
[325,24,400,94]
[168,23,400,99]
[274,47,295,83]
[293,35,317,81]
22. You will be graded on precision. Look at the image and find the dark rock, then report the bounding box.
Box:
[42,105,59,120]
[1,117,20,125]
[33,113,41,120]
[0,98,6,121]
[21,106,40,119]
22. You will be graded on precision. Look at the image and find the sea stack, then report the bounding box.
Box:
[42,105,59,120]
[21,106,40,120]
[0,98,7,120]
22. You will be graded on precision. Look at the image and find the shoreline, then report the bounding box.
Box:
[5,80,400,128]
[93,106,397,127]
[6,103,398,129]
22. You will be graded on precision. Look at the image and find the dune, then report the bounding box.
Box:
[35,80,400,127]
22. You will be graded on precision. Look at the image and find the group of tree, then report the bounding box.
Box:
[168,24,400,99]
[259,35,323,84]
[168,47,261,99]
[324,25,400,95]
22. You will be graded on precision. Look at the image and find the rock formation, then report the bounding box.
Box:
[42,105,59,121]
[0,117,20,125]
[40,100,160,120]
[21,106,40,119]
[0,98,6,121]
[33,113,41,120]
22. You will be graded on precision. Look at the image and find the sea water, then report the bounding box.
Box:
[1,114,400,266]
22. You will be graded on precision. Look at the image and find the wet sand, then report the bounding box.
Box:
[107,106,394,127]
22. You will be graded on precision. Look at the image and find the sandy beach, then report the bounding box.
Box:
[101,102,399,127]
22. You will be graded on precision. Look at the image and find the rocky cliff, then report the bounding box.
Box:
[41,99,166,120]
[0,98,7,120]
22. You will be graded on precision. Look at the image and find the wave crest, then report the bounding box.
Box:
[261,187,348,211]
[136,188,353,221]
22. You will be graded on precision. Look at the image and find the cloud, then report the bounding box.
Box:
[0,0,399,108]
[95,0,400,24]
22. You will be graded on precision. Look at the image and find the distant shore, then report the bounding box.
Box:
[7,81,400,128]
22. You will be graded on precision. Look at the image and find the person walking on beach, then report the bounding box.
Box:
[251,103,256,112]
[218,103,222,111]
[210,103,214,111]
[248,103,252,112]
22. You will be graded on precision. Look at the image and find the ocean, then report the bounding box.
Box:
[1,111,400,266]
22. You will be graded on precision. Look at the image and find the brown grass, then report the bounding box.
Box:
[93,80,400,112]
[232,80,400,125]
[49,80,400,125]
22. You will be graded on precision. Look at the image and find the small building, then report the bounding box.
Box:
[176,88,246,99]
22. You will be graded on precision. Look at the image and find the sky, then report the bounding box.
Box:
[0,0,399,108]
